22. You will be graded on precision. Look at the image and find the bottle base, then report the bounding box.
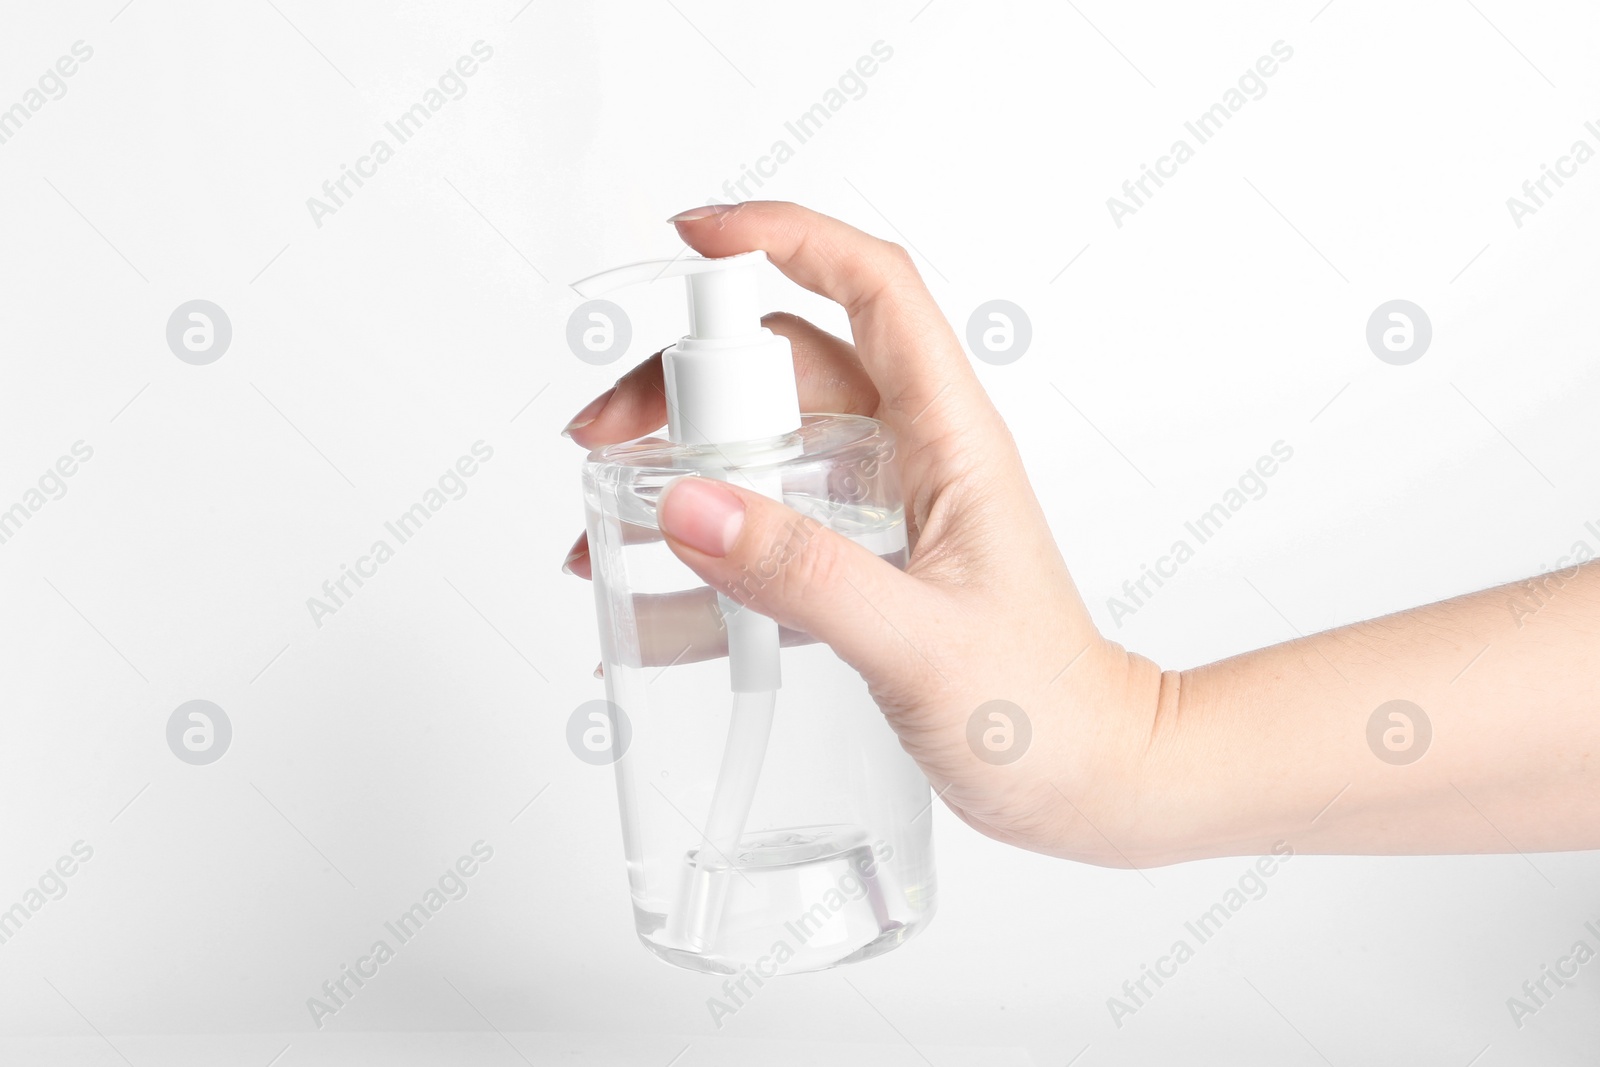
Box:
[631,824,935,976]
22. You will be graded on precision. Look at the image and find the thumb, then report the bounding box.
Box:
[656,474,938,696]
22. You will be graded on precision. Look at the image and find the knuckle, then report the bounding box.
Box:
[840,242,915,317]
[760,522,840,605]
[779,543,844,604]
[878,240,916,273]
[760,310,811,340]
[760,310,805,330]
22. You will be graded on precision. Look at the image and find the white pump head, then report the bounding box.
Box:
[573,251,801,447]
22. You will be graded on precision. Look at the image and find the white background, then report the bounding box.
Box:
[2,0,1598,1063]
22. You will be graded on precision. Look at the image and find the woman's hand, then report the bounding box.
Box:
[565,200,1600,866]
[562,201,1175,865]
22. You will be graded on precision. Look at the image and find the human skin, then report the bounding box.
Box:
[562,200,1600,868]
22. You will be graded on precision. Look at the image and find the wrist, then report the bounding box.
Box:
[1032,639,1186,867]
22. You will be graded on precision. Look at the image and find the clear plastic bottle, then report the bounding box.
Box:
[585,415,934,979]
[582,414,936,975]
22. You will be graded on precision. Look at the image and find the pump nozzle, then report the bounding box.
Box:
[572,251,799,447]
[572,250,762,337]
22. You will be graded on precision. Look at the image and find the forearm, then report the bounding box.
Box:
[1141,566,1600,864]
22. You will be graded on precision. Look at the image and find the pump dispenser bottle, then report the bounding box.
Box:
[576,250,936,975]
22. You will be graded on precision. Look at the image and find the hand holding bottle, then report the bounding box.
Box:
[566,200,1600,866]
[565,200,1167,864]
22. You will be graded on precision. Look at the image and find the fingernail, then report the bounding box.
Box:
[668,204,737,223]
[561,535,589,577]
[658,477,744,558]
[562,387,616,437]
